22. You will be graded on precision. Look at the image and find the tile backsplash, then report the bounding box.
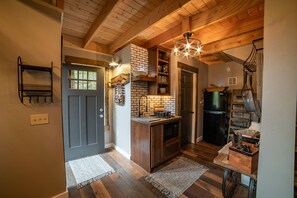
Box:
[130,44,175,117]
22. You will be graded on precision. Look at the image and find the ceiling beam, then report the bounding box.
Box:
[108,0,192,53]
[182,17,191,33]
[200,28,263,55]
[162,11,263,49]
[83,0,120,48]
[64,34,109,54]
[213,52,233,62]
[142,0,263,49]
[199,54,220,62]
[65,56,110,68]
[204,59,225,65]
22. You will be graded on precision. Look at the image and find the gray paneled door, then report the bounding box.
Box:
[62,64,105,161]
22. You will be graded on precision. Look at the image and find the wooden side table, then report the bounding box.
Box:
[214,153,257,198]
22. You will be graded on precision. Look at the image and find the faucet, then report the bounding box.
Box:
[138,95,148,117]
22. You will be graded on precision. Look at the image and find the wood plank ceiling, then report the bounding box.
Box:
[60,0,264,65]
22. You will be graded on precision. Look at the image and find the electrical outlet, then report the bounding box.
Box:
[30,114,49,125]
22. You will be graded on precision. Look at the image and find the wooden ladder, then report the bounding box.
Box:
[227,89,252,142]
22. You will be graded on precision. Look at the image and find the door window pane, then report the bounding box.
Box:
[79,80,88,90]
[88,71,97,80]
[69,69,97,90]
[79,71,88,80]
[88,81,96,90]
[70,80,78,89]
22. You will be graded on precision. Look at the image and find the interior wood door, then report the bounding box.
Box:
[181,70,194,146]
[62,64,105,161]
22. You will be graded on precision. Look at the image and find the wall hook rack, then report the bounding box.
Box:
[17,56,53,103]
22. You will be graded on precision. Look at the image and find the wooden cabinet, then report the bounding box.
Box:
[150,125,163,168]
[131,117,181,172]
[148,46,171,95]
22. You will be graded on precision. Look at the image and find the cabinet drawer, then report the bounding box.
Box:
[164,139,180,160]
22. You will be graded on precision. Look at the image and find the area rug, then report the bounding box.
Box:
[66,155,114,188]
[145,157,208,198]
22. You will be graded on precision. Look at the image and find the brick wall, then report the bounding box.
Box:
[130,44,175,117]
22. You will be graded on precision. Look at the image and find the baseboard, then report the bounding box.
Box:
[111,143,131,160]
[196,136,203,143]
[52,190,68,198]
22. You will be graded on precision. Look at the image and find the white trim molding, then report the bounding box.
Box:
[105,143,131,159]
[112,143,131,160]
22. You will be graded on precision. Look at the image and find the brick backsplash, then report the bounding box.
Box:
[130,44,175,117]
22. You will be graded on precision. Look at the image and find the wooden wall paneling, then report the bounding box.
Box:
[201,28,263,55]
[142,0,263,49]
[75,0,106,8]
[162,9,264,49]
[62,27,86,39]
[64,2,98,22]
[202,0,218,8]
[66,0,103,15]
[187,0,208,12]
[108,0,192,53]
[191,0,262,30]
[142,24,182,49]
[83,0,120,48]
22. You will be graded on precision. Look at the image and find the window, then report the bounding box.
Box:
[68,70,97,90]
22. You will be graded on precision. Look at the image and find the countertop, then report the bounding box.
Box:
[131,116,181,125]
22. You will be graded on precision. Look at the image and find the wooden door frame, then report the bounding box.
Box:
[177,62,199,143]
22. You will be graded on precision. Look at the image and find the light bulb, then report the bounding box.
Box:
[186,43,191,49]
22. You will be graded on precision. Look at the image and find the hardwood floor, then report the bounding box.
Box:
[68,141,248,198]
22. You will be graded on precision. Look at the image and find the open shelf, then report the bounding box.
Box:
[148,46,171,95]
[131,75,156,82]
[17,56,53,103]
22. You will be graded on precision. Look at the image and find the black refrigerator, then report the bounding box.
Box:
[203,90,229,146]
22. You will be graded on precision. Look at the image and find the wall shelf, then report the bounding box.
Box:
[131,75,156,82]
[148,46,171,95]
[17,56,53,103]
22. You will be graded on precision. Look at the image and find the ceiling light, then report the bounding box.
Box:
[172,32,202,57]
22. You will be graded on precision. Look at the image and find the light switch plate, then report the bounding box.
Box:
[30,114,49,125]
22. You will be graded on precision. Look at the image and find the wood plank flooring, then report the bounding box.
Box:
[68,141,248,198]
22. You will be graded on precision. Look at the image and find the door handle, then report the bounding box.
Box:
[99,114,104,118]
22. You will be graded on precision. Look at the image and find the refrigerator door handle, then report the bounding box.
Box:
[205,110,225,114]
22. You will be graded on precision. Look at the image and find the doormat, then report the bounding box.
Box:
[66,155,114,188]
[145,157,208,198]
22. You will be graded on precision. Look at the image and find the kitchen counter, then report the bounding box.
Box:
[131,115,182,172]
[131,116,182,126]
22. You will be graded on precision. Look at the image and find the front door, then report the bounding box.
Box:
[62,64,105,161]
[181,70,194,146]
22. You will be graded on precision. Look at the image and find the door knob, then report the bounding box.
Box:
[99,114,104,118]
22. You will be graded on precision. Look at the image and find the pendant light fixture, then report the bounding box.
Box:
[172,31,202,57]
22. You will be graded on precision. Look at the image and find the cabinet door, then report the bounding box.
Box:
[151,125,163,168]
